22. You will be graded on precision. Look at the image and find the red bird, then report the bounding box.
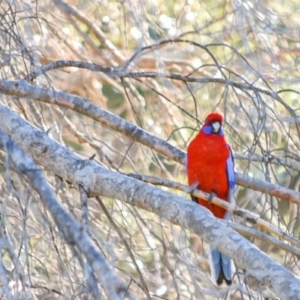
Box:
[186,112,235,285]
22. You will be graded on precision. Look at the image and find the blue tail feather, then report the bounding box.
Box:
[210,248,232,285]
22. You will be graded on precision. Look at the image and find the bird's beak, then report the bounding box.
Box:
[212,121,221,133]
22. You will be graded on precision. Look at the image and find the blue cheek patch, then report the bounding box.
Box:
[203,125,224,136]
[203,125,213,134]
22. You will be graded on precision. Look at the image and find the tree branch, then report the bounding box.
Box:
[126,173,300,251]
[0,79,299,205]
[0,103,299,299]
[0,128,134,300]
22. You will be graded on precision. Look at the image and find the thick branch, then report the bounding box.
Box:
[0,129,133,300]
[0,104,299,299]
[0,80,299,204]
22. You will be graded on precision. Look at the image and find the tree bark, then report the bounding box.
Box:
[0,102,299,299]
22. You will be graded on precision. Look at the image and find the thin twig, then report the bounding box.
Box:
[95,196,151,300]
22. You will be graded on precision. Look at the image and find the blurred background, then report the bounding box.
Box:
[0,0,300,299]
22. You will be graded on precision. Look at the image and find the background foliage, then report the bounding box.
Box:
[0,0,300,299]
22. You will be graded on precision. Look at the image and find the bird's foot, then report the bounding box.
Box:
[208,192,216,203]
[185,182,199,195]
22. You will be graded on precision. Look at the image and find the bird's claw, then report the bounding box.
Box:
[185,182,199,194]
[208,192,216,203]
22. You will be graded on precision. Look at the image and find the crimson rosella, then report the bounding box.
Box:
[186,112,235,285]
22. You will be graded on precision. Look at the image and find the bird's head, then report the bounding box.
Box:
[202,112,224,135]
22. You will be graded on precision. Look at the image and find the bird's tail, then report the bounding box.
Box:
[210,247,232,285]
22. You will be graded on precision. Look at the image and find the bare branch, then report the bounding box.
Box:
[96,196,151,299]
[0,129,134,300]
[236,153,300,173]
[53,0,125,64]
[0,103,299,299]
[126,173,300,251]
[79,185,89,234]
[0,79,299,205]
[1,1,300,298]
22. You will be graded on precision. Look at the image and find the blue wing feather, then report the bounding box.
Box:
[226,145,235,194]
